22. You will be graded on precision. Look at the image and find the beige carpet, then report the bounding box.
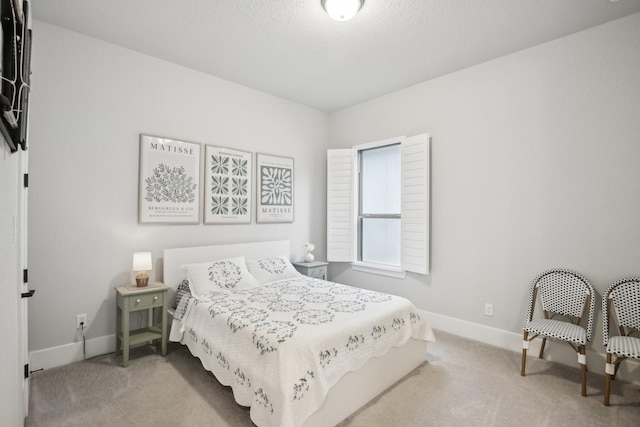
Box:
[26,331,640,426]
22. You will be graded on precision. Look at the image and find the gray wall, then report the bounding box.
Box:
[328,13,640,356]
[28,21,328,353]
[27,12,640,373]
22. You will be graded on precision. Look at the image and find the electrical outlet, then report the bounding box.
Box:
[76,313,87,329]
[484,303,494,317]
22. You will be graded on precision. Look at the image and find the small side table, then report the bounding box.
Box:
[292,261,329,280]
[115,283,168,367]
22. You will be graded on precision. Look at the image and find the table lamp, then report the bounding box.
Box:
[132,252,152,287]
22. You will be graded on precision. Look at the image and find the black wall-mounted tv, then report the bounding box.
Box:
[1,0,31,153]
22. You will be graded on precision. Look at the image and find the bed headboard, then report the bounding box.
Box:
[163,240,290,292]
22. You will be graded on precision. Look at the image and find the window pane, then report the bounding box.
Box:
[361,144,401,214]
[361,218,401,266]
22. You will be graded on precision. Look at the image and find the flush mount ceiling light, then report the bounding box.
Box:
[322,0,364,22]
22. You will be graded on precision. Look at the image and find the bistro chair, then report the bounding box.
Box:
[602,277,640,406]
[520,269,595,396]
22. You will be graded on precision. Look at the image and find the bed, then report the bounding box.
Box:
[164,240,435,427]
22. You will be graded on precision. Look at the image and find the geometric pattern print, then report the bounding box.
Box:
[539,276,587,317]
[524,269,596,342]
[602,277,640,359]
[209,154,249,216]
[174,290,192,321]
[606,336,640,359]
[175,279,191,309]
[523,318,587,345]
[607,278,640,332]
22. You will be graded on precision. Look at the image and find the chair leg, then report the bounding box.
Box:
[579,345,587,397]
[604,353,612,406]
[538,337,547,359]
[521,332,528,376]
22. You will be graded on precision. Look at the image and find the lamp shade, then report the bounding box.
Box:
[132,252,152,271]
[322,0,363,22]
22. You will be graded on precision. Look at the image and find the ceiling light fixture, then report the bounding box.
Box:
[322,0,364,22]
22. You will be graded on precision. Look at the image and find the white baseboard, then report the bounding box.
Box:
[29,334,116,371]
[424,311,640,385]
[29,313,640,386]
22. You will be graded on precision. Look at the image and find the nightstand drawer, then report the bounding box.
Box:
[306,267,326,280]
[130,292,164,310]
[293,261,328,280]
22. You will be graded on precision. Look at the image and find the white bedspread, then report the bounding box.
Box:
[170,276,435,427]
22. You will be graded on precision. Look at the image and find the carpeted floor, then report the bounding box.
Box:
[26,331,640,426]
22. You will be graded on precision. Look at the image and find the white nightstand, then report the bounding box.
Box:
[292,261,329,280]
[115,283,168,367]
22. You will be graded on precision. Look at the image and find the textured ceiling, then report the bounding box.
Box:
[32,0,640,112]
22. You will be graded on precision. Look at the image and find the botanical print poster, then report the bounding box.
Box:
[204,146,252,224]
[256,153,294,223]
[139,134,201,224]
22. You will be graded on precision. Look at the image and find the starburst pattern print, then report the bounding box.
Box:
[260,166,292,206]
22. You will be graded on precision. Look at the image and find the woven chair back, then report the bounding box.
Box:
[536,270,590,318]
[607,278,640,332]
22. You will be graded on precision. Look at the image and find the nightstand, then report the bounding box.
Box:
[115,283,168,367]
[293,261,329,280]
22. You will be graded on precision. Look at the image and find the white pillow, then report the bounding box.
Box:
[246,255,302,284]
[181,256,258,298]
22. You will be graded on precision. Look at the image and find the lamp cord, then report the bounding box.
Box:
[80,322,115,361]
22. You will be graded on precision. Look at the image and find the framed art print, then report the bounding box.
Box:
[139,134,201,224]
[204,145,252,224]
[256,153,294,223]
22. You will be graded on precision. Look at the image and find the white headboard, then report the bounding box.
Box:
[163,240,290,291]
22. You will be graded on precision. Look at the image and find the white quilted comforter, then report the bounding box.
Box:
[170,276,434,427]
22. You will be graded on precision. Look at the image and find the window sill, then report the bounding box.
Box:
[350,262,407,279]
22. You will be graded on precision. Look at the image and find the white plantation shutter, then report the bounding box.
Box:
[327,149,356,262]
[401,133,429,274]
[327,133,429,275]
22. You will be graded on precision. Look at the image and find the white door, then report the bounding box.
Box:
[18,148,30,416]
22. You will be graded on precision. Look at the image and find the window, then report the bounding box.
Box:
[359,143,402,266]
[327,134,429,276]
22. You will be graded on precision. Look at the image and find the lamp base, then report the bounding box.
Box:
[136,277,149,287]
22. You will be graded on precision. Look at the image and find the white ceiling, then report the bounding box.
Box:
[31,0,640,112]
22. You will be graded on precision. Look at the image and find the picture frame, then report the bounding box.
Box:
[138,134,201,224]
[256,153,294,223]
[204,145,252,224]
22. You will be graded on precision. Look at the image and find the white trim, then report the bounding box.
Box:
[351,261,407,278]
[19,144,29,417]
[29,334,115,371]
[30,311,640,386]
[423,310,640,385]
[353,135,405,152]
[425,311,522,351]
